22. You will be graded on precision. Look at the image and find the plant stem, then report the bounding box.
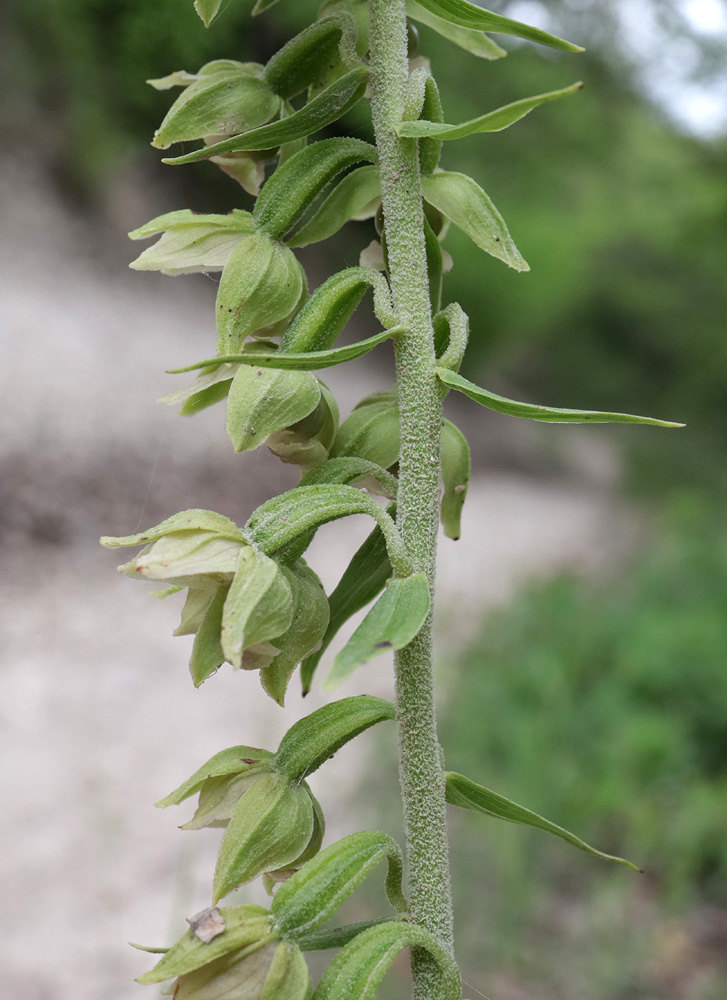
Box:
[367,2,456,997]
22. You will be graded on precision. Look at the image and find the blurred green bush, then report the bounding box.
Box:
[442,494,727,994]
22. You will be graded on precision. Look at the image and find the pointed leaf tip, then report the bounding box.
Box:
[445,771,642,871]
[437,368,684,427]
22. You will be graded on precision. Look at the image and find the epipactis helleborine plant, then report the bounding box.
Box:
[103,1,680,998]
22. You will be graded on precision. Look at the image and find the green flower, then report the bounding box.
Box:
[137,904,310,1000]
[100,510,329,694]
[129,212,305,352]
[156,748,325,897]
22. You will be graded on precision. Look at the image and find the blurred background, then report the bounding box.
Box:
[1,1,726,998]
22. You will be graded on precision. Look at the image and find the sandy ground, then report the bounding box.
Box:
[0,163,633,999]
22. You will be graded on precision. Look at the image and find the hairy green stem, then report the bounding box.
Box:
[367,1,456,997]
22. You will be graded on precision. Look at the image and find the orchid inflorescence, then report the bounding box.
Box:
[104,1,677,997]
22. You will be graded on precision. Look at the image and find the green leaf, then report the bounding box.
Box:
[152,65,281,149]
[272,831,407,939]
[273,695,395,782]
[162,68,368,165]
[295,919,390,952]
[194,0,224,28]
[440,420,470,541]
[312,921,461,1000]
[399,82,583,140]
[259,561,330,706]
[299,457,398,498]
[156,746,274,809]
[406,1,506,60]
[189,584,228,685]
[422,171,529,271]
[245,484,412,576]
[220,549,293,668]
[331,396,400,470]
[327,573,430,688]
[300,520,392,696]
[171,331,395,376]
[225,366,321,452]
[254,137,377,241]
[410,0,584,52]
[136,905,272,983]
[436,368,685,427]
[404,66,444,177]
[214,773,315,901]
[100,509,244,548]
[445,772,642,871]
[287,166,381,248]
[216,231,304,353]
[281,268,397,350]
[264,14,360,100]
[433,301,469,372]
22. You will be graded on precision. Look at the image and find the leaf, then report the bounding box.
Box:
[163,68,368,164]
[300,520,392,696]
[171,330,395,376]
[254,137,377,242]
[295,919,390,952]
[136,905,272,983]
[281,268,397,349]
[398,82,583,140]
[422,171,529,271]
[299,457,398,498]
[194,0,224,28]
[444,772,642,871]
[185,585,227,684]
[264,13,361,100]
[273,695,396,782]
[100,510,244,548]
[433,301,469,372]
[327,573,430,688]
[436,368,685,427]
[215,231,304,353]
[407,1,506,60]
[259,562,330,706]
[404,66,444,177]
[220,549,293,668]
[272,832,407,939]
[225,366,321,452]
[245,484,412,576]
[156,746,274,808]
[214,773,315,902]
[288,166,381,248]
[312,921,461,1000]
[440,420,470,541]
[410,0,584,53]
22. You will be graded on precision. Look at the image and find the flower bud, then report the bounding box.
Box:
[216,231,305,353]
[149,60,282,150]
